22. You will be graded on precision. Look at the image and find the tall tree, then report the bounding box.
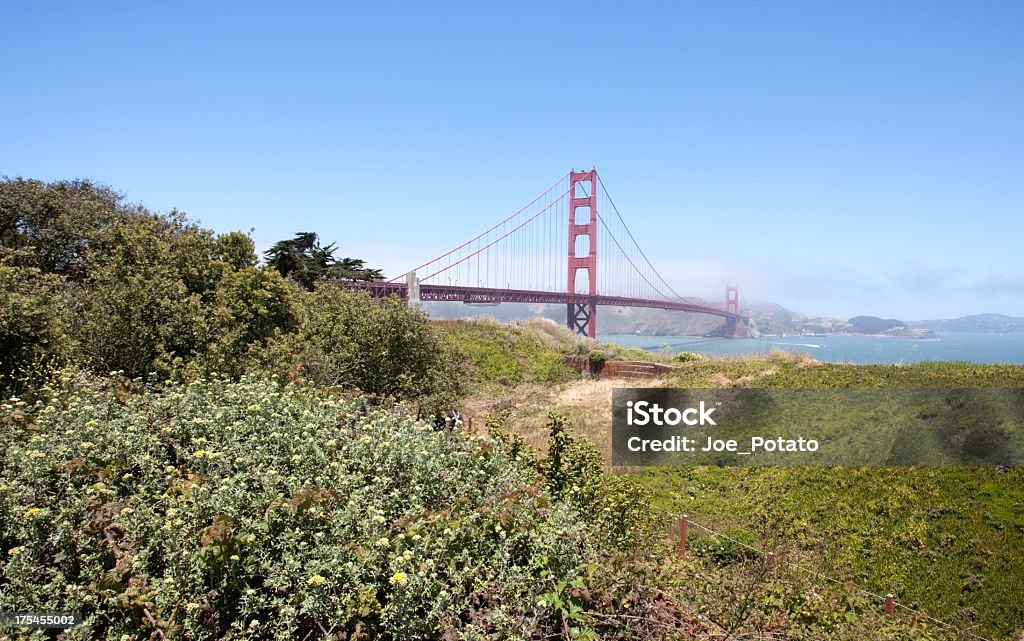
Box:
[263,232,382,290]
[330,256,384,282]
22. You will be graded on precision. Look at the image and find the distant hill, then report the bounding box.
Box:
[847,315,905,334]
[422,301,563,325]
[758,309,932,338]
[422,300,937,338]
[422,300,731,336]
[909,314,1024,334]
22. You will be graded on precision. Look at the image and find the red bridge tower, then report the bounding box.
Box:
[725,284,740,338]
[567,168,598,338]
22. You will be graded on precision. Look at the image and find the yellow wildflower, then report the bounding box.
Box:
[389,571,408,585]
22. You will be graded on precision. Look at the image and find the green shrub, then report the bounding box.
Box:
[673,351,702,363]
[0,262,68,390]
[0,376,612,640]
[276,286,464,412]
[438,319,574,387]
[66,213,301,381]
[1,178,303,384]
[692,528,761,565]
[539,412,652,549]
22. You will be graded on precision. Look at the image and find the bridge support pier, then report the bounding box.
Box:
[567,299,597,339]
[406,271,420,306]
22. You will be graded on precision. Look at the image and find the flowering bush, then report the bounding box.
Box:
[0,374,626,640]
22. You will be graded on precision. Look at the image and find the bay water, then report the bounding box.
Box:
[597,331,1024,365]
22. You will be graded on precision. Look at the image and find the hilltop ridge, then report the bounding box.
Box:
[910,313,1024,334]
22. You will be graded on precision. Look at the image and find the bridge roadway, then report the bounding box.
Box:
[347,281,745,323]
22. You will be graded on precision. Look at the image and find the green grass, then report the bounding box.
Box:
[635,466,1024,638]
[449,325,1024,638]
[435,318,577,386]
[665,350,1024,388]
[436,317,658,388]
[622,353,1024,639]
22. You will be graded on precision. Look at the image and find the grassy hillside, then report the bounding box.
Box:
[434,317,656,389]
[465,345,1024,639]
[642,354,1024,638]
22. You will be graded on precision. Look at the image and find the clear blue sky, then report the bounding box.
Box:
[3,1,1022,319]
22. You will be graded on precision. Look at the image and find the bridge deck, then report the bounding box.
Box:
[347,281,745,322]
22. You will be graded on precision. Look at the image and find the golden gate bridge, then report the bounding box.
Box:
[350,168,747,338]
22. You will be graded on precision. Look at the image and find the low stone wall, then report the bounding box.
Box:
[597,360,677,379]
[567,357,677,379]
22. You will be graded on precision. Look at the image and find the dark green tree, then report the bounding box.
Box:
[330,256,384,282]
[263,232,382,290]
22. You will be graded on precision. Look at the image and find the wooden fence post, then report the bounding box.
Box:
[679,514,688,556]
[885,594,894,616]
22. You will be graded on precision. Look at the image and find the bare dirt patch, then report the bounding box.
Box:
[464,376,673,463]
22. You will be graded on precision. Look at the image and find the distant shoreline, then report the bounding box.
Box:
[605,331,939,339]
[597,331,1024,365]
